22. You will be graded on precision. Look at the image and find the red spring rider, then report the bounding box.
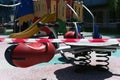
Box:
[5,42,56,68]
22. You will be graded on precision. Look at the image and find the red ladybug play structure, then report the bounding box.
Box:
[5,42,55,68]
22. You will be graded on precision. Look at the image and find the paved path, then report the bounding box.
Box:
[0,34,120,80]
[0,42,120,80]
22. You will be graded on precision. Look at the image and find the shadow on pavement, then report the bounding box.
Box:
[54,65,119,80]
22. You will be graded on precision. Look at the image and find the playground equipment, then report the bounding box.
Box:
[9,0,84,37]
[64,22,82,39]
[3,36,120,70]
[64,31,81,38]
[5,42,55,68]
[9,13,56,38]
[0,2,21,7]
[2,0,119,71]
[4,21,120,70]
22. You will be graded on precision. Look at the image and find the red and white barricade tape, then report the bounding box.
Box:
[0,38,120,46]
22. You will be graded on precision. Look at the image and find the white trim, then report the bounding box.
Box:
[0,2,21,7]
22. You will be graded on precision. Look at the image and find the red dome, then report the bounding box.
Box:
[64,31,81,39]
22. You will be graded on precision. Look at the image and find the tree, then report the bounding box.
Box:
[108,0,120,21]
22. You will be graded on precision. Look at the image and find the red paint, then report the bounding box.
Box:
[118,39,120,42]
[62,39,80,42]
[0,38,5,42]
[89,38,109,43]
[41,27,51,35]
[64,31,82,39]
[32,16,40,22]
[46,0,51,10]
[11,42,55,68]
[12,38,28,43]
[36,38,53,43]
[66,0,73,18]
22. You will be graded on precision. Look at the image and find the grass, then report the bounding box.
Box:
[4,29,13,35]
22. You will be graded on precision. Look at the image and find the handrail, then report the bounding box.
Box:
[66,4,79,21]
[66,4,80,38]
[82,4,95,33]
[0,2,21,7]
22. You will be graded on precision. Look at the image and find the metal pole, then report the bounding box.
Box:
[74,22,79,38]
[67,4,79,21]
[66,4,80,38]
[82,3,95,34]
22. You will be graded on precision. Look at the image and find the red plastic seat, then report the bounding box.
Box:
[5,42,56,68]
[64,31,81,39]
